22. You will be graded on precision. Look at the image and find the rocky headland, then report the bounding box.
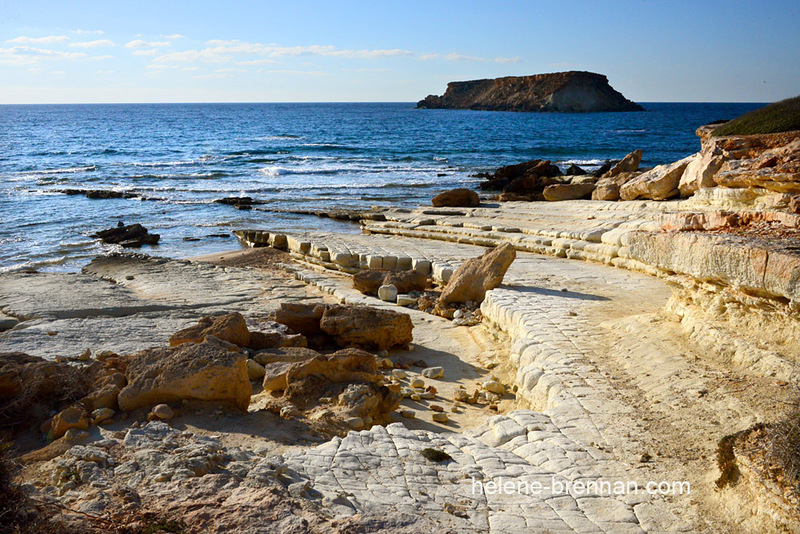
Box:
[416,71,644,112]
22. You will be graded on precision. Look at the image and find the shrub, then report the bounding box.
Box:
[713,95,800,136]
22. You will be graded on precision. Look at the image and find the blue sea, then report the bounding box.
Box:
[0,102,763,272]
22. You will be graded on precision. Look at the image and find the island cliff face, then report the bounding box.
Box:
[416,71,644,112]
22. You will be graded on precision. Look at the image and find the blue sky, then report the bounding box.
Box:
[0,0,797,103]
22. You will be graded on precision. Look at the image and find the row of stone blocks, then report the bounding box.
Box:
[235,229,456,283]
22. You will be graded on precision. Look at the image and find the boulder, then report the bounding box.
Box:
[592,172,640,200]
[353,269,387,295]
[264,348,382,393]
[431,188,480,207]
[91,222,160,248]
[274,303,328,336]
[118,338,251,412]
[320,305,413,351]
[439,243,516,305]
[383,269,428,294]
[169,313,251,348]
[565,164,587,175]
[619,156,694,201]
[45,405,89,440]
[542,183,596,201]
[593,160,619,178]
[679,148,724,197]
[603,150,642,178]
[253,347,321,365]
[248,331,284,350]
[592,183,620,201]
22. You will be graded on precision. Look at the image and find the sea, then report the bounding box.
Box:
[0,102,763,273]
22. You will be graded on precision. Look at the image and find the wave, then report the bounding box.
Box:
[557,158,605,166]
[21,165,96,175]
[258,164,451,177]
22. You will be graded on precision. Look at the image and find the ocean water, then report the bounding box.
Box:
[0,102,763,272]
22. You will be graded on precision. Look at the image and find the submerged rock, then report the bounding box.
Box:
[91,221,160,248]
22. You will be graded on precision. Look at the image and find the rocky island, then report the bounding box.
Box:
[416,71,644,112]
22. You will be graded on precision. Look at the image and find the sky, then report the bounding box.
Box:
[0,0,797,104]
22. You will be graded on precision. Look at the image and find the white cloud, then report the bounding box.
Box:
[125,39,171,49]
[153,40,415,64]
[239,59,276,66]
[74,30,104,35]
[0,46,86,65]
[161,34,185,39]
[132,49,160,56]
[69,39,115,48]
[7,35,70,45]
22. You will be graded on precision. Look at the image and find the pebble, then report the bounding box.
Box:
[420,391,435,399]
[246,359,266,380]
[91,408,115,425]
[399,410,416,419]
[453,389,470,402]
[396,294,416,307]
[345,416,365,430]
[410,378,425,388]
[379,358,394,369]
[391,369,407,380]
[453,309,465,319]
[280,406,300,419]
[431,413,449,423]
[430,404,444,412]
[483,380,506,395]
[410,394,421,401]
[421,366,443,379]
[151,404,174,421]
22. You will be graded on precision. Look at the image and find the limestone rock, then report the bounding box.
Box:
[542,183,596,201]
[421,367,444,379]
[246,359,266,380]
[46,405,89,440]
[91,407,115,425]
[118,338,251,412]
[592,182,621,201]
[603,150,642,178]
[377,284,398,302]
[248,331,284,350]
[439,243,516,305]
[620,155,693,200]
[169,313,250,348]
[431,188,480,207]
[319,305,413,351]
[353,269,387,295]
[150,404,174,420]
[678,146,724,197]
[382,270,427,294]
[273,303,327,336]
[483,380,506,395]
[265,348,382,393]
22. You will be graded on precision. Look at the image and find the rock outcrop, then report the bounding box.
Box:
[417,71,643,113]
[439,243,516,305]
[118,338,251,412]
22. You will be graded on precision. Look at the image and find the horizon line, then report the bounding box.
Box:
[0,100,771,106]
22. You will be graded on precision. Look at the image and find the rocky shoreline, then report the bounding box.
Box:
[3,119,800,533]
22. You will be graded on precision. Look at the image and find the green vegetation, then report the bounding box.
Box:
[713,95,800,136]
